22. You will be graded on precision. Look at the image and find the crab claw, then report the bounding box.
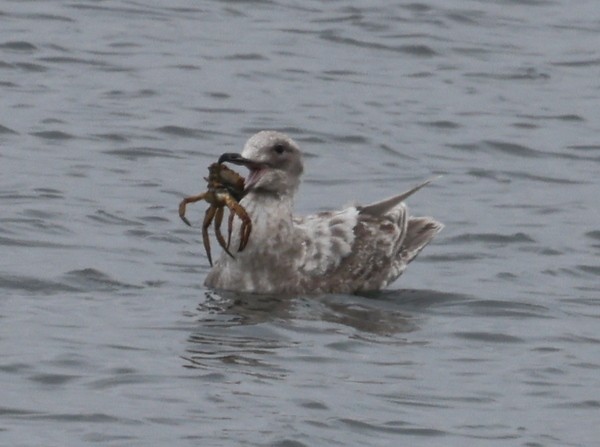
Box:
[179,193,208,227]
[179,200,192,226]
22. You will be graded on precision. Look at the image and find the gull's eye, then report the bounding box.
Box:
[273,143,285,154]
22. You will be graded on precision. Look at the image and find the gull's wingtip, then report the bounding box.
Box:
[358,176,441,217]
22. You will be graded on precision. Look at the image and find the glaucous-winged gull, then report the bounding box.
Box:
[201,131,443,295]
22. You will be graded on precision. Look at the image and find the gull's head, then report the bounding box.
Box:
[219,131,304,196]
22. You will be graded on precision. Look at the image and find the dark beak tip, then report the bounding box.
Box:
[218,152,241,164]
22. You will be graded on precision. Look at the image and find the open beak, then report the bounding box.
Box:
[218,153,267,191]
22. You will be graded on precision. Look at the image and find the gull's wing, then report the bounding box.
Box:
[293,179,441,293]
[358,178,437,217]
[294,207,361,276]
[293,204,407,293]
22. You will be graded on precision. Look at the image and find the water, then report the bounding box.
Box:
[1,0,599,445]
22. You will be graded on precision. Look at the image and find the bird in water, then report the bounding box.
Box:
[203,130,443,295]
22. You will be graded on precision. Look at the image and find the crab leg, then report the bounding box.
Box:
[213,206,235,259]
[240,220,252,251]
[222,195,252,251]
[202,206,217,267]
[226,210,235,250]
[179,192,208,227]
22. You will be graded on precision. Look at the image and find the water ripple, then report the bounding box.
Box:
[446,232,535,244]
[320,31,438,56]
[103,147,181,160]
[62,268,142,292]
[13,62,48,72]
[0,124,18,134]
[0,235,69,248]
[0,41,37,52]
[339,418,446,436]
[29,373,79,386]
[453,331,525,343]
[30,130,75,140]
[585,230,600,241]
[87,210,143,227]
[483,140,545,158]
[155,125,209,138]
[0,274,80,294]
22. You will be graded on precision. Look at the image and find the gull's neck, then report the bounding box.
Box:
[241,190,294,224]
[206,189,302,292]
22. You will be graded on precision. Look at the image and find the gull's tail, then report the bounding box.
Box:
[383,216,443,288]
[400,217,444,265]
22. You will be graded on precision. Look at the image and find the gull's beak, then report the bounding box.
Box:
[218,153,265,170]
[218,153,247,165]
[218,153,267,192]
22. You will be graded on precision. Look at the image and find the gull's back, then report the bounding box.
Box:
[293,195,443,294]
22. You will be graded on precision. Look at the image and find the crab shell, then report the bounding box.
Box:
[208,163,245,201]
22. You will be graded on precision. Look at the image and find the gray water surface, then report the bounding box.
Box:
[1,1,599,446]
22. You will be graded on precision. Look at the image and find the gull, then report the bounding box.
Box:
[203,131,443,295]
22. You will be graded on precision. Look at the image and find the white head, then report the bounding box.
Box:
[219,131,304,197]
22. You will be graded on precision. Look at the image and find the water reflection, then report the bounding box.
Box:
[190,289,437,333]
[181,290,448,373]
[182,291,294,377]
[197,290,295,325]
[300,294,419,336]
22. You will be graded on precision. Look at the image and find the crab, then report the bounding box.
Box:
[179,162,252,267]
